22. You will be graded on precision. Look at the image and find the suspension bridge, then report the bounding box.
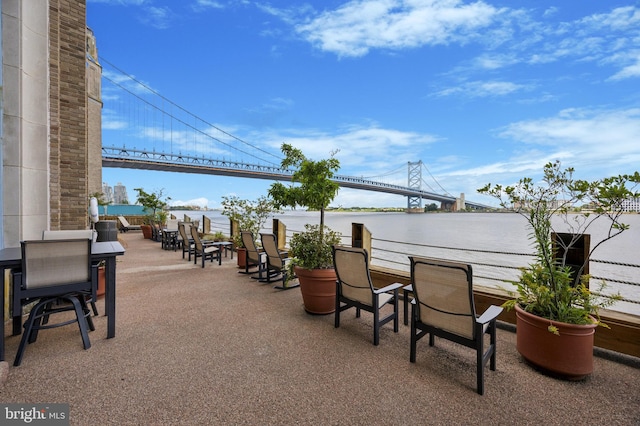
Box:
[100,59,489,211]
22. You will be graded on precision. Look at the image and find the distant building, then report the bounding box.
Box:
[102,182,114,204]
[114,182,129,204]
[621,198,640,213]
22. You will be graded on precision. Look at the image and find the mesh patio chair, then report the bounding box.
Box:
[178,222,195,260]
[42,230,99,316]
[409,256,503,395]
[332,245,402,345]
[12,239,96,366]
[259,233,298,290]
[239,231,263,276]
[190,225,221,267]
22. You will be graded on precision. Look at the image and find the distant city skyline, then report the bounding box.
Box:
[101,182,129,204]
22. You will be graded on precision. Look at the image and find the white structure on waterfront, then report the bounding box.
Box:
[621,197,640,213]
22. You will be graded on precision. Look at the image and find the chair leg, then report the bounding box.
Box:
[373,302,380,346]
[91,300,99,316]
[403,288,410,326]
[79,297,96,332]
[334,292,341,328]
[477,343,485,395]
[14,312,37,366]
[410,312,417,363]
[490,322,498,371]
[393,292,399,333]
[70,296,91,350]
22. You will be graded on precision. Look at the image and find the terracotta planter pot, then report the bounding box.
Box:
[97,266,106,298]
[515,304,596,379]
[295,266,336,315]
[237,248,247,269]
[140,224,153,239]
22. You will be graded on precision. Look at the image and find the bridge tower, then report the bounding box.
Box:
[407,161,423,213]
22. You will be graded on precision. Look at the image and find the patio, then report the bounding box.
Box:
[1,231,639,425]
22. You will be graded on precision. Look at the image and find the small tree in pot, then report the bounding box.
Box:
[269,143,342,314]
[221,195,279,267]
[478,161,639,378]
[134,188,170,239]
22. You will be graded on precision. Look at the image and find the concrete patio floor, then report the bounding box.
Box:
[1,231,639,425]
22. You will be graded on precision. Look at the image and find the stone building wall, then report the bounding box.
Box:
[49,0,88,230]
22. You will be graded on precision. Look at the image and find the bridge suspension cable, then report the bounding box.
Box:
[101,57,282,166]
[422,162,454,197]
[359,164,406,180]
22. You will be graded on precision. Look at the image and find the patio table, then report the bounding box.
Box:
[0,240,125,362]
[162,229,179,251]
[211,241,234,259]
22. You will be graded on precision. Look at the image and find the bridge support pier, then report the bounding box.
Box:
[407,161,423,212]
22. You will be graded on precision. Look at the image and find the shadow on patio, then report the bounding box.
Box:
[2,232,639,425]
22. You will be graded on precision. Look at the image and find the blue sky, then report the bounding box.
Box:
[89,0,640,208]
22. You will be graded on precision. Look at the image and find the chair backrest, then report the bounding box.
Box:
[118,216,130,227]
[42,230,95,240]
[241,231,261,263]
[166,218,179,230]
[178,222,190,242]
[190,225,203,250]
[260,233,283,270]
[22,239,92,289]
[333,246,375,306]
[410,256,476,340]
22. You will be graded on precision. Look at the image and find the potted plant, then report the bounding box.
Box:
[478,161,639,378]
[221,195,279,268]
[269,143,342,314]
[134,188,170,239]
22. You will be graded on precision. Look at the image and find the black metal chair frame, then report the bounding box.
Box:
[259,233,298,290]
[190,225,221,267]
[239,231,263,276]
[409,256,503,395]
[178,222,195,260]
[12,239,97,366]
[333,245,402,346]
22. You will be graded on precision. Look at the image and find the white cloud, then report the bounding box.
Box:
[295,0,502,57]
[261,124,439,173]
[140,6,173,29]
[495,108,640,175]
[191,0,224,12]
[608,53,640,80]
[434,80,530,97]
[170,197,210,208]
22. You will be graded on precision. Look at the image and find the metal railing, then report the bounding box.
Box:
[205,218,640,316]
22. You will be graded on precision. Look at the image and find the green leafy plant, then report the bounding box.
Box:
[268,143,342,277]
[268,143,340,230]
[479,161,639,328]
[134,187,171,224]
[221,195,279,248]
[288,224,342,270]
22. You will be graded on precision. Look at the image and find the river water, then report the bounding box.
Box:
[176,210,640,316]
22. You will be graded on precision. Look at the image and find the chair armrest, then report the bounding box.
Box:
[476,305,503,325]
[374,282,403,294]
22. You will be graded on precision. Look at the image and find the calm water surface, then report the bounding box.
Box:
[179,210,640,315]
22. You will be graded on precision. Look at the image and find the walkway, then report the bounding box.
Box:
[1,232,639,425]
